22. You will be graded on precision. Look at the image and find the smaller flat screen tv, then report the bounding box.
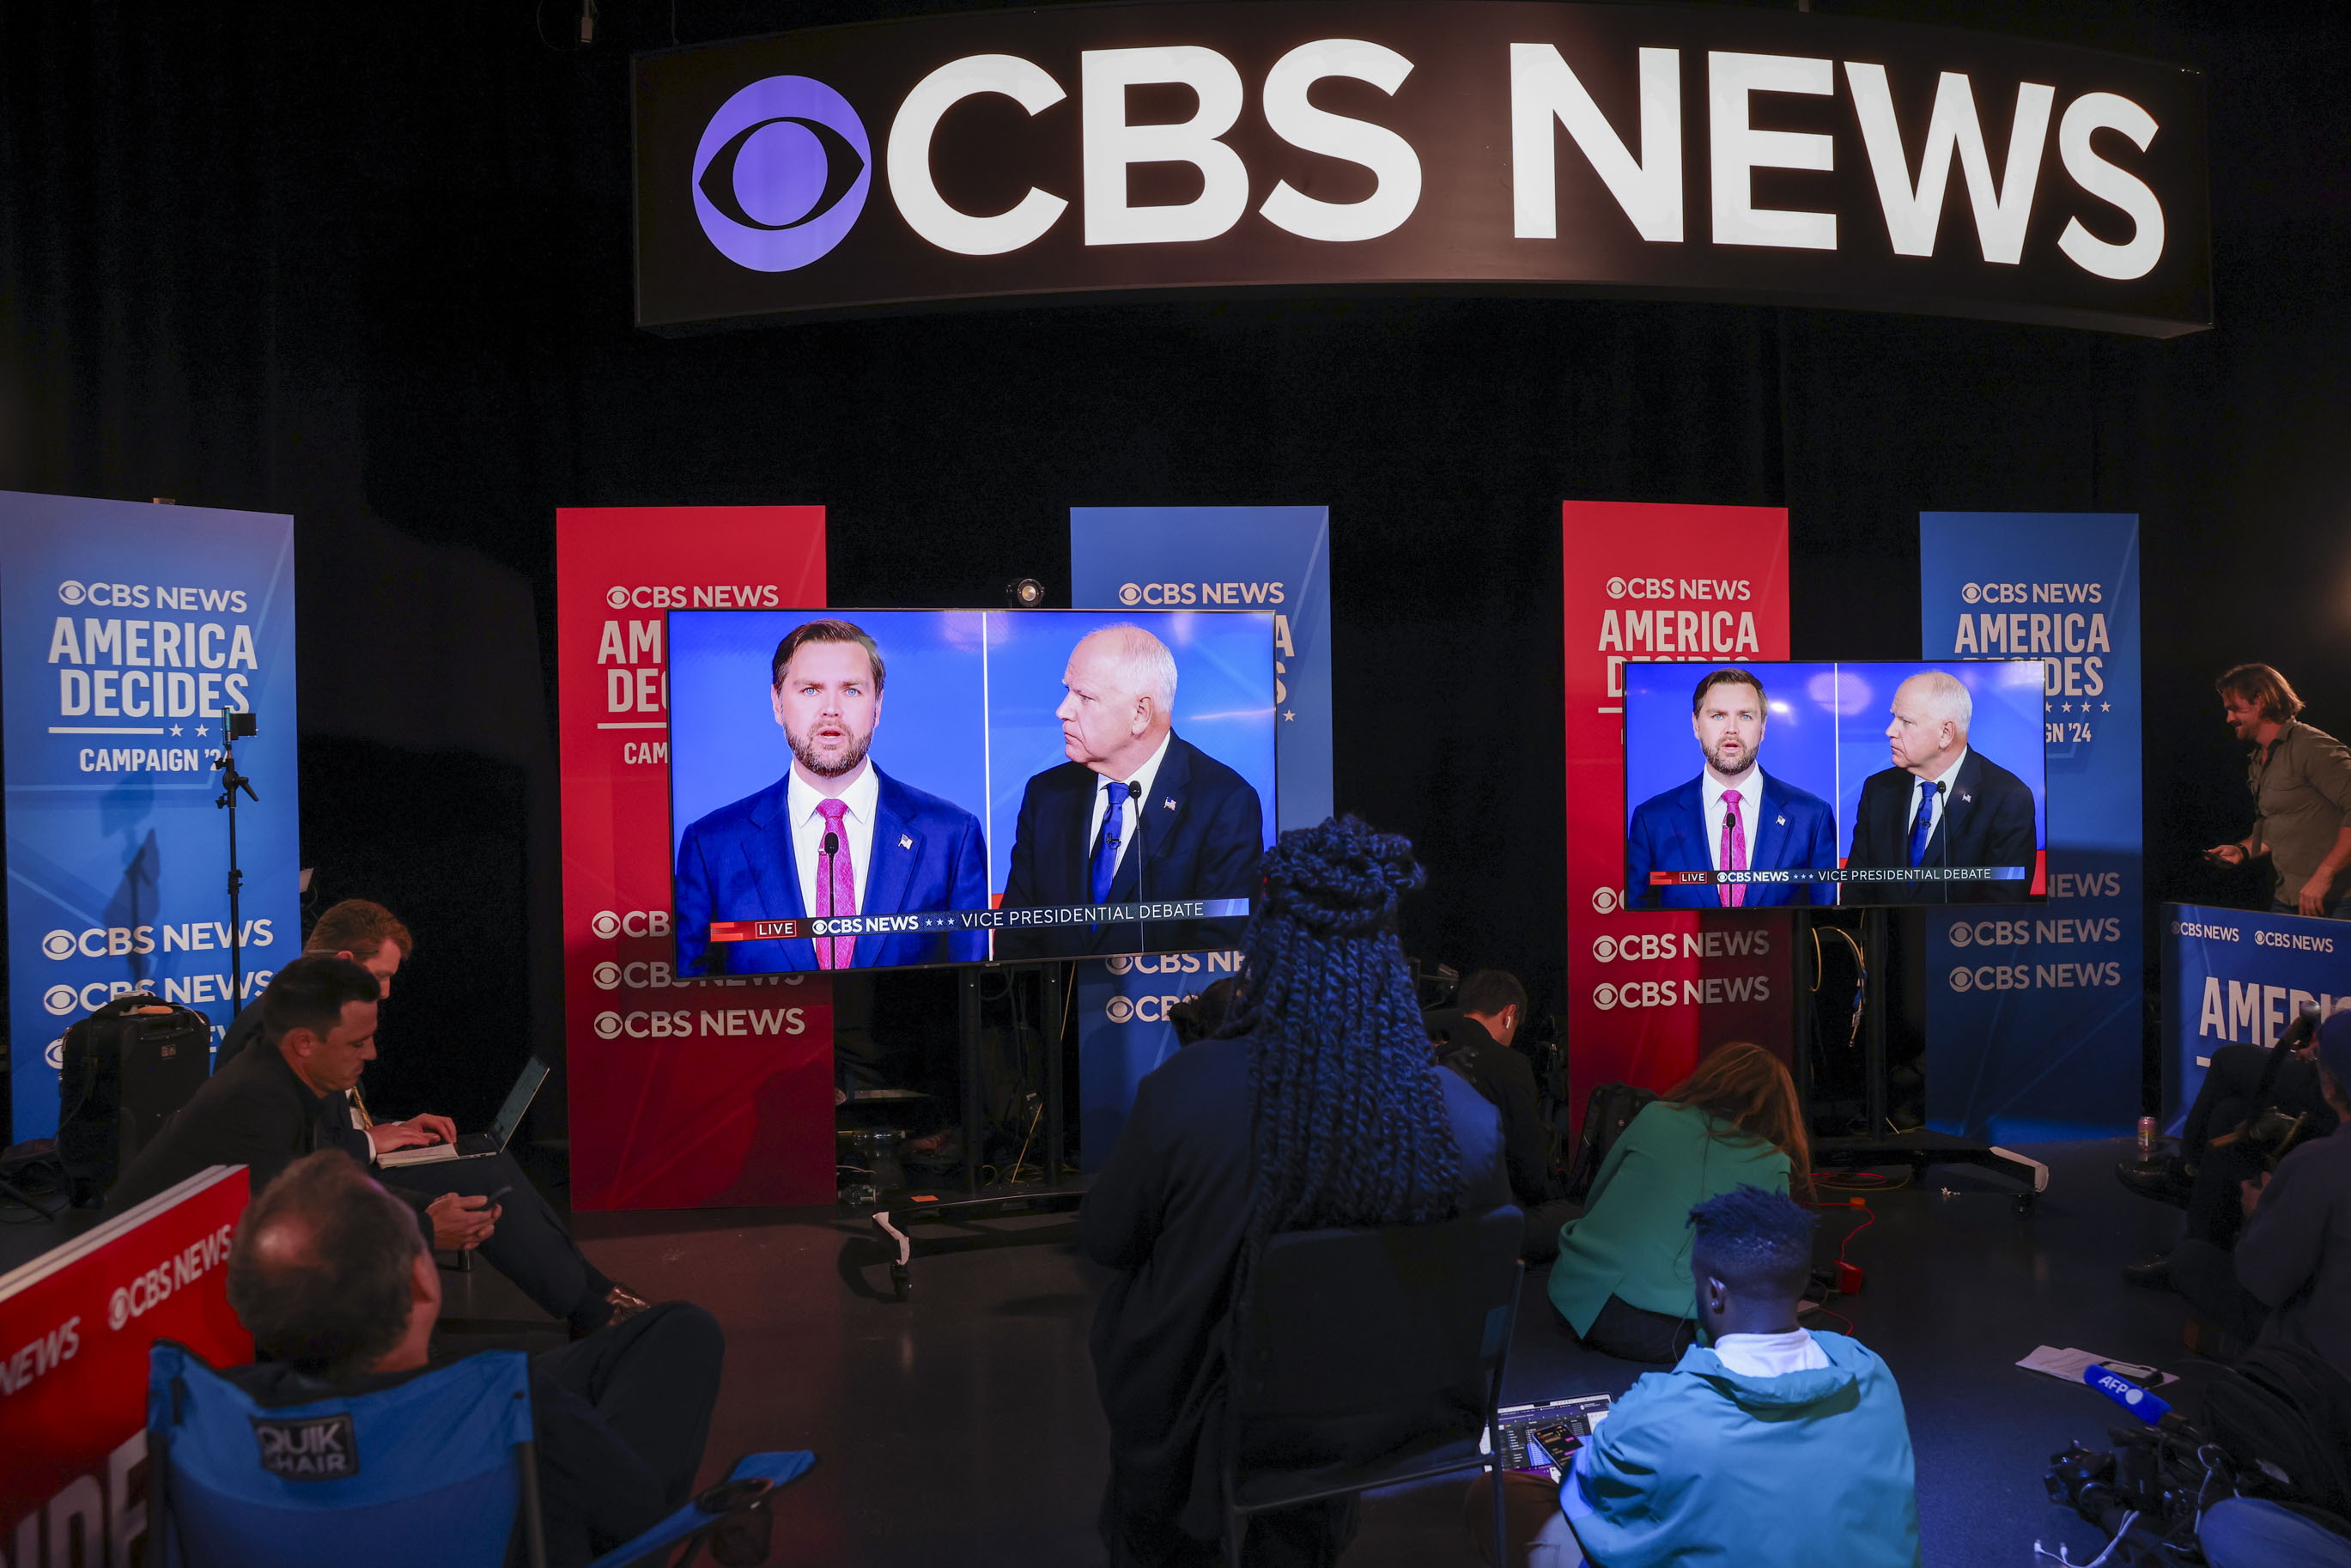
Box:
[1620,659,2050,909]
[666,608,1277,972]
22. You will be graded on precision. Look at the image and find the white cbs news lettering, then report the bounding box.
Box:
[1947,962,2123,994]
[106,1222,236,1332]
[873,42,2168,279]
[1594,975,1772,1010]
[37,914,281,1018]
[591,909,673,939]
[1101,951,1243,1024]
[1946,917,2123,948]
[592,1006,809,1041]
[1592,929,1771,963]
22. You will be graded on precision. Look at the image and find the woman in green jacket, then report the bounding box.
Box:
[1548,1042,1811,1362]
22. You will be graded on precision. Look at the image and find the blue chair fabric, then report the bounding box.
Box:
[149,1340,540,1568]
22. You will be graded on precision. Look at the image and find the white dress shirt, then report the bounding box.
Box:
[1904,747,1969,854]
[1703,768,1765,871]
[1084,731,1173,887]
[787,762,878,918]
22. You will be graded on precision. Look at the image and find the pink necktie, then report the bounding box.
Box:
[1719,788,1747,909]
[816,797,855,969]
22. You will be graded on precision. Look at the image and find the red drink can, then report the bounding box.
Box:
[2137,1116,2157,1158]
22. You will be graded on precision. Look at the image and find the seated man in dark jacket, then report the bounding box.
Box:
[2169,1012,2351,1373]
[1438,969,1577,1261]
[112,955,641,1336]
[223,1152,723,1568]
[2120,1008,2339,1286]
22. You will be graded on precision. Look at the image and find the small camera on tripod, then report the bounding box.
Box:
[225,711,258,739]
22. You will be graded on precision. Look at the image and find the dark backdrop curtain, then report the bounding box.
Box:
[3,0,2344,1132]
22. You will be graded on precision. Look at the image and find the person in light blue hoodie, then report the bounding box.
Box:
[1469,1185,1921,1567]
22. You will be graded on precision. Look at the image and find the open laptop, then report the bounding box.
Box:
[377,1058,550,1168]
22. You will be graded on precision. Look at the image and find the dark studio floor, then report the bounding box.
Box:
[0,1138,2208,1565]
[573,1138,2205,1568]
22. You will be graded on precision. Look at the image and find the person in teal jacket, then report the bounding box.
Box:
[1469,1186,1922,1568]
[1549,1042,1809,1361]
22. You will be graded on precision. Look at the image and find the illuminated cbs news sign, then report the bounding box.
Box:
[634,2,2208,337]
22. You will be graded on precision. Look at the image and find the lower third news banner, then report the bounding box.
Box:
[1649,869,2030,893]
[707,898,1250,945]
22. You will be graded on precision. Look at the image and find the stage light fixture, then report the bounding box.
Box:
[1006,577,1046,608]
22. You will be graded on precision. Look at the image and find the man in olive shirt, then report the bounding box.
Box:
[2205,665,2351,917]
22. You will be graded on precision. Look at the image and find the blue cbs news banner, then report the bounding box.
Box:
[1070,507,1332,1165]
[1919,513,2141,1141]
[1,493,301,1140]
[2165,903,2349,1130]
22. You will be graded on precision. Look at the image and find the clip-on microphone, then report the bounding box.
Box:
[820,830,841,927]
[1126,781,1146,944]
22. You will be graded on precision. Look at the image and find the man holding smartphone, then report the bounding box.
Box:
[208,902,647,1338]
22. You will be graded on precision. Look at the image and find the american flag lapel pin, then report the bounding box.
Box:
[1775,814,1787,827]
[1163,797,1176,811]
[899,834,914,849]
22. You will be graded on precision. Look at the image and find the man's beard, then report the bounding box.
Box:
[787,724,872,778]
[1702,738,1757,778]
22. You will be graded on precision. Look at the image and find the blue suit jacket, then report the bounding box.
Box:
[997,733,1265,958]
[1625,773,1839,909]
[674,765,989,975]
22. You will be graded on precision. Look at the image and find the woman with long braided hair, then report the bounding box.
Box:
[1080,817,1510,1567]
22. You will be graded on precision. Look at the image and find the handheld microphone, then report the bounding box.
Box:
[2082,1364,2173,1427]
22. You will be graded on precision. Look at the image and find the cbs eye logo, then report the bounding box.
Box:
[58,580,88,605]
[1961,583,1983,603]
[693,76,872,272]
[1119,584,1144,606]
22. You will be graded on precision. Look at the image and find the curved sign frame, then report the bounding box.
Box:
[635,2,2208,337]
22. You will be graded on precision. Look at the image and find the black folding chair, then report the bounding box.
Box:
[1219,1206,1525,1568]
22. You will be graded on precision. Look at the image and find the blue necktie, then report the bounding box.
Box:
[1907,781,1941,867]
[1090,779,1129,904]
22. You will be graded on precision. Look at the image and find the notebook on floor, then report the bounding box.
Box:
[378,1058,550,1167]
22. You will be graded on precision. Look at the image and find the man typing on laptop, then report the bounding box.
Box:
[206,899,647,1337]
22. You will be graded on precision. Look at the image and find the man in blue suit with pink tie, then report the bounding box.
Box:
[1625,667,1840,909]
[675,618,989,975]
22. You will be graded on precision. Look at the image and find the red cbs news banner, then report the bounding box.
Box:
[559,508,833,1209]
[1564,504,1794,1117]
[1,1166,250,1565]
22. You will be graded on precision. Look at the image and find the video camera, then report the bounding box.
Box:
[2044,1423,2231,1568]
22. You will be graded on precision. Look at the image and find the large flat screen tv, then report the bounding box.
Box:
[667,608,1277,971]
[1621,659,2050,909]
